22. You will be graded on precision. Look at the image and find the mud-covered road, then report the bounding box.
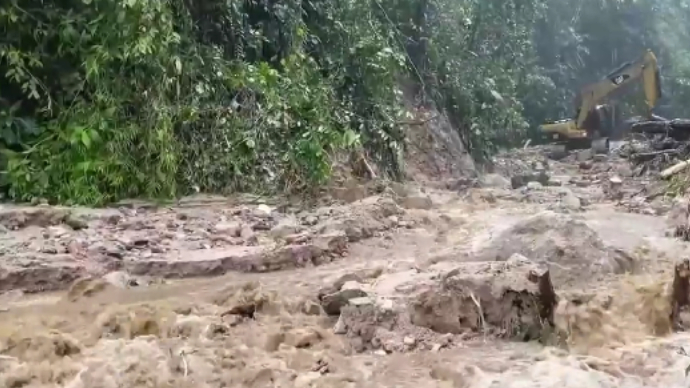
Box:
[2,146,690,387]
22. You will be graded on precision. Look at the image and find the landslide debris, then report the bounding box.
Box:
[474,211,635,284]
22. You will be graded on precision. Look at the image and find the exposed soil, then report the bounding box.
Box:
[3,146,690,387]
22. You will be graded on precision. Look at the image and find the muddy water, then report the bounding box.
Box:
[1,195,690,387]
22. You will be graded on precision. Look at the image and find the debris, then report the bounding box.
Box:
[474,211,634,283]
[320,288,369,316]
[409,255,556,339]
[661,158,690,179]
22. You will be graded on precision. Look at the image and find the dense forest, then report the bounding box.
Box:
[1,0,689,205]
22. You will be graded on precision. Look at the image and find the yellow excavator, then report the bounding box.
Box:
[540,49,663,151]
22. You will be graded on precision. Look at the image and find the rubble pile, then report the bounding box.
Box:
[616,135,690,177]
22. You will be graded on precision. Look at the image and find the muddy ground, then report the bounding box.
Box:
[2,146,690,387]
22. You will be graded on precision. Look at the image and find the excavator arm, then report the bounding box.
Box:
[574,49,661,129]
[540,49,662,146]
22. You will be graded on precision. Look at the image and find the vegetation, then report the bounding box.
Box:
[1,0,689,205]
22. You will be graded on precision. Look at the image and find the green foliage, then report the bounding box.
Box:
[4,0,690,205]
[0,0,403,204]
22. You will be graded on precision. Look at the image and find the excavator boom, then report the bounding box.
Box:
[540,49,662,146]
[575,49,661,128]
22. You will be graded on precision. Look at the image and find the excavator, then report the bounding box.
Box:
[539,49,664,151]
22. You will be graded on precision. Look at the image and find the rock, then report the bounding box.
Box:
[269,218,303,239]
[560,190,581,210]
[510,171,550,189]
[64,214,88,230]
[317,273,365,301]
[399,194,433,210]
[480,173,510,189]
[254,204,273,217]
[526,181,543,190]
[331,184,368,203]
[474,211,634,283]
[0,263,87,293]
[320,288,368,315]
[302,215,319,226]
[321,220,367,242]
[333,315,347,334]
[609,175,623,184]
[389,182,411,197]
[616,164,634,178]
[312,230,348,257]
[348,296,374,306]
[284,328,323,348]
[667,196,690,231]
[341,280,368,291]
[578,161,593,170]
[409,255,557,338]
[102,271,139,288]
[604,176,624,201]
[240,226,256,242]
[576,148,593,162]
[66,277,113,301]
[335,297,399,351]
[214,222,242,237]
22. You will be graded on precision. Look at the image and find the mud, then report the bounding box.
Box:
[3,146,690,387]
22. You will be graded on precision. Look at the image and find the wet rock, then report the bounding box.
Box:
[331,184,368,203]
[318,220,367,242]
[559,189,582,210]
[0,263,87,293]
[269,218,303,239]
[66,277,113,301]
[667,196,690,233]
[399,194,433,210]
[526,181,543,190]
[302,215,319,226]
[102,271,150,288]
[617,164,634,178]
[410,255,556,339]
[0,207,70,230]
[334,296,399,351]
[480,173,510,189]
[604,176,624,201]
[65,214,88,230]
[217,282,279,319]
[317,273,365,299]
[576,148,593,162]
[240,225,257,244]
[214,221,242,237]
[510,171,549,189]
[255,204,273,217]
[312,231,348,256]
[578,161,593,170]
[284,327,324,348]
[320,288,369,315]
[475,211,634,283]
[388,182,411,197]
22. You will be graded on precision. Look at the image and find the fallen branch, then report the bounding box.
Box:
[660,158,690,179]
[629,149,680,162]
